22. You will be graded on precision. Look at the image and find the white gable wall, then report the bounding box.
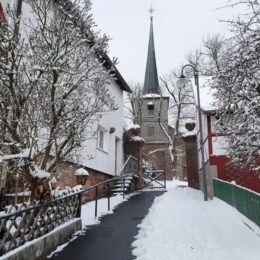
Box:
[79,81,124,176]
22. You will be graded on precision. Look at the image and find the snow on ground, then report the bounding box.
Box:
[132,180,260,260]
[81,193,131,227]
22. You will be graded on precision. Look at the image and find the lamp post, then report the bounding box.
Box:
[180,64,208,201]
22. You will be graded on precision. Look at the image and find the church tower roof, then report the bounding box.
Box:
[143,8,160,94]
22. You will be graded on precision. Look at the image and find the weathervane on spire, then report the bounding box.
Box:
[149,5,154,21]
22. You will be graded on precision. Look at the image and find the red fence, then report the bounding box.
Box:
[210,155,260,193]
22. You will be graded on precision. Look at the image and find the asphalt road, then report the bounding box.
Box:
[49,191,164,260]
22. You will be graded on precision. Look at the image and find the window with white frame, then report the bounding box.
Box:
[97,127,105,150]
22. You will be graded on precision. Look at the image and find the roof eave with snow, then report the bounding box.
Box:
[54,0,131,93]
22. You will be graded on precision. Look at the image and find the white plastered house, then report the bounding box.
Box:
[0,0,131,183]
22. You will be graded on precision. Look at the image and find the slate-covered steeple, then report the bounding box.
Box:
[143,9,160,94]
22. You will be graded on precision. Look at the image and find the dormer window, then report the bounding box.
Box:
[147,102,154,117]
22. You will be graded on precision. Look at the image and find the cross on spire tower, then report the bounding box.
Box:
[149,5,154,20]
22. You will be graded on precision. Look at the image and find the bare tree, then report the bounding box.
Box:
[159,73,195,174]
[185,34,227,76]
[0,6,32,196]
[185,48,204,72]
[0,0,117,199]
[124,83,143,126]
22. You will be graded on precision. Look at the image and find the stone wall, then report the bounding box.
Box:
[56,161,112,203]
[123,127,145,189]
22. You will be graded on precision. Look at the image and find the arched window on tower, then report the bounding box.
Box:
[147,102,154,117]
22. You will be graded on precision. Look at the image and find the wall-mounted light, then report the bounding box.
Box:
[109,127,116,134]
[75,168,89,185]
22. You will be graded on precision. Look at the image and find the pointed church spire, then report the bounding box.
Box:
[143,6,160,94]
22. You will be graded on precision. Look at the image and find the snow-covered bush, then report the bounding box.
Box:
[210,1,260,172]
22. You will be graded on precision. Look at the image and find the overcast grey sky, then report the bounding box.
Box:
[92,0,244,84]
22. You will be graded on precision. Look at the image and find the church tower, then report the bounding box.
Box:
[138,7,173,179]
[143,11,160,95]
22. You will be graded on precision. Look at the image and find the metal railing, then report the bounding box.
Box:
[82,155,139,218]
[82,174,129,218]
[0,156,139,256]
[0,191,81,256]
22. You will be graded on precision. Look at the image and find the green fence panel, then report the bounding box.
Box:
[213,179,260,227]
[213,179,233,206]
[233,185,246,215]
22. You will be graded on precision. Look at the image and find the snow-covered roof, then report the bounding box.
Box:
[143,94,161,98]
[132,124,140,129]
[192,77,217,112]
[56,0,131,93]
[75,168,89,176]
[130,136,145,142]
[126,124,141,131]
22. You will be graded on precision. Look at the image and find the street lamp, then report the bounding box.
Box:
[75,168,89,186]
[180,64,208,201]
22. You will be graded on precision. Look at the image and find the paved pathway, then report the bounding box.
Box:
[49,191,164,260]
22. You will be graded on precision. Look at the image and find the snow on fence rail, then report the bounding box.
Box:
[213,178,260,227]
[0,191,82,256]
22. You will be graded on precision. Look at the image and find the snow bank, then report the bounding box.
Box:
[132,181,260,260]
[81,194,132,227]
